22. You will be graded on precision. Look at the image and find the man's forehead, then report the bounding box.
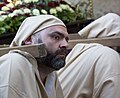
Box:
[48,25,67,32]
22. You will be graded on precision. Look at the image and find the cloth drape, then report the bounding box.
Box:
[0,50,63,98]
[58,43,120,98]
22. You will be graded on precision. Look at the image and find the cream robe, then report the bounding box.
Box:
[58,43,120,98]
[0,50,63,98]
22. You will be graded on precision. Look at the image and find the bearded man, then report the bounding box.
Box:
[0,15,69,98]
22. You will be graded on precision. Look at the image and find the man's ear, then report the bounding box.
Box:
[24,36,32,45]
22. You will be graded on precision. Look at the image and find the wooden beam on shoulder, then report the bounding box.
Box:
[68,36,120,49]
[0,44,47,58]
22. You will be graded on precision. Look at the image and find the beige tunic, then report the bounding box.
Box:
[0,50,63,98]
[58,43,120,98]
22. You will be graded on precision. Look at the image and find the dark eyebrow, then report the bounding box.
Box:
[50,31,69,41]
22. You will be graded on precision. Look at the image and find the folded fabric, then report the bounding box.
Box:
[78,13,120,38]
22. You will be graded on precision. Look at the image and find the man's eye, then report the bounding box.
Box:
[49,33,62,40]
[54,36,60,40]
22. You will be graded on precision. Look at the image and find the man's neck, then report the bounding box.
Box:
[38,64,54,85]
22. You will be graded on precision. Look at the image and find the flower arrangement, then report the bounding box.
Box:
[0,0,87,34]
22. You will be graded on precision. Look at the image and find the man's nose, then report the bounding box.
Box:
[59,39,68,48]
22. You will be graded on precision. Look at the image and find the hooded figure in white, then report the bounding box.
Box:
[78,13,120,38]
[57,13,120,98]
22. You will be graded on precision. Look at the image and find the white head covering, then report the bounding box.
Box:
[78,13,120,38]
[10,15,66,47]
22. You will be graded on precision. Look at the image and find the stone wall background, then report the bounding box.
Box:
[93,0,120,18]
[65,0,120,19]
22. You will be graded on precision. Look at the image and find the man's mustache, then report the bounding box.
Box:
[55,48,68,56]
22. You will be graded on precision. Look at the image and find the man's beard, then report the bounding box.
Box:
[36,48,68,70]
